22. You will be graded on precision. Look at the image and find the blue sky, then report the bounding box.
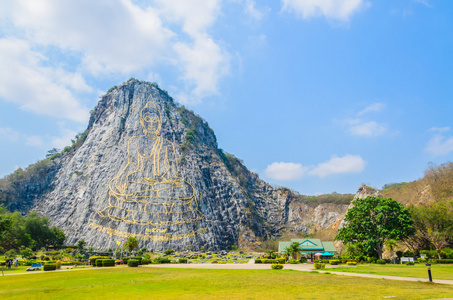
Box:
[0,0,452,195]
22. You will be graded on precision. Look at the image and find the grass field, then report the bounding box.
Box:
[330,264,453,280]
[1,267,452,299]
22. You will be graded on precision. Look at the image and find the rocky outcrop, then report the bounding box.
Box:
[5,79,351,250]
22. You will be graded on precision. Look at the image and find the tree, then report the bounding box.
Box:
[124,236,139,254]
[77,240,86,252]
[335,196,415,260]
[265,249,277,259]
[46,148,60,158]
[164,248,175,255]
[410,200,453,259]
[285,242,302,260]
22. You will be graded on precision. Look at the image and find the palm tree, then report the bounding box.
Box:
[285,242,302,260]
[265,249,276,259]
[77,240,86,253]
[124,237,139,255]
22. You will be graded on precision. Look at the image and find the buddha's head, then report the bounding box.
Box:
[140,100,161,136]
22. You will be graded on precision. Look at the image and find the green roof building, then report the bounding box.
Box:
[278,239,337,261]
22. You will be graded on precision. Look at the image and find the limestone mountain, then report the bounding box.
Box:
[0,79,350,251]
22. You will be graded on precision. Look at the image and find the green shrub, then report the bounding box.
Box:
[260,258,286,264]
[271,264,284,270]
[329,260,340,265]
[122,257,129,264]
[404,251,414,257]
[347,262,357,266]
[44,264,57,271]
[431,259,453,264]
[89,256,111,266]
[405,261,415,266]
[102,259,115,267]
[299,257,307,263]
[376,259,386,265]
[288,259,299,264]
[141,258,151,265]
[164,248,175,256]
[153,257,170,264]
[178,258,188,263]
[128,259,139,267]
[314,262,326,269]
[96,259,104,267]
[131,256,142,265]
[255,259,262,264]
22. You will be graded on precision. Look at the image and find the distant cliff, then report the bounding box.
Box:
[1,79,351,250]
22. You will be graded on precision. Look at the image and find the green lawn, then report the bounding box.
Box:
[329,264,453,280]
[1,267,452,299]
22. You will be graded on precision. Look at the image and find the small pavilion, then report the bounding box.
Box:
[278,239,337,262]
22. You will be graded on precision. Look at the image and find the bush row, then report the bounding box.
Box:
[430,259,453,264]
[255,258,286,264]
[89,256,111,266]
[44,264,57,271]
[95,259,115,267]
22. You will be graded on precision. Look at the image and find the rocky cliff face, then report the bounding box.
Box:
[5,79,350,250]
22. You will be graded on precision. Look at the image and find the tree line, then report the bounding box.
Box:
[0,205,65,253]
[335,196,453,260]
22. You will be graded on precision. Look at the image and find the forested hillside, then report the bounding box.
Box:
[381,162,453,205]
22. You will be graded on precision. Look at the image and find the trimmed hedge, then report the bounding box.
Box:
[347,262,357,266]
[256,258,285,264]
[376,259,386,265]
[178,258,188,263]
[431,259,453,264]
[153,257,171,264]
[329,260,340,265]
[101,259,115,267]
[271,264,284,270]
[131,256,142,264]
[44,264,57,271]
[89,256,111,266]
[128,259,139,267]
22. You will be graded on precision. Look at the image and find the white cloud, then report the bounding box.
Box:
[429,126,450,133]
[337,103,390,137]
[26,136,45,147]
[0,127,44,147]
[309,154,366,178]
[414,0,432,8]
[0,38,90,123]
[425,134,453,156]
[265,155,366,181]
[281,0,370,21]
[243,0,269,20]
[5,0,171,74]
[0,123,78,150]
[264,162,307,181]
[0,0,231,111]
[357,103,385,116]
[0,127,20,143]
[174,36,230,100]
[347,120,388,137]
